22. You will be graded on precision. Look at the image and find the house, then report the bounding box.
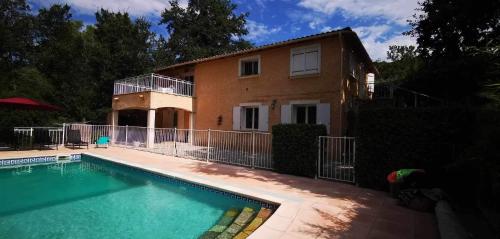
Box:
[110,27,376,147]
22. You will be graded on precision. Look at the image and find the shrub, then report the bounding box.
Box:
[354,107,474,190]
[272,124,327,178]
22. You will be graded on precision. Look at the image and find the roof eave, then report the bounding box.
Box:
[154,28,350,72]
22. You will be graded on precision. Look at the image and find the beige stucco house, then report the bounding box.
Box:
[110,27,376,141]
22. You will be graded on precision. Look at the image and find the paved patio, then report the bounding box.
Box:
[0,147,439,239]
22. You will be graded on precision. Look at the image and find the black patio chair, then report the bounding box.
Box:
[33,128,58,150]
[66,129,89,149]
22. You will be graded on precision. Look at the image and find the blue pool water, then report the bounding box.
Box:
[0,155,261,239]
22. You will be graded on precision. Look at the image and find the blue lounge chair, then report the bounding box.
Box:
[95,136,110,148]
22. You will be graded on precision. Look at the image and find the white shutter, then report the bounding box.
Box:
[317,103,331,134]
[258,105,269,131]
[291,52,305,73]
[232,106,241,130]
[305,50,318,71]
[280,104,291,124]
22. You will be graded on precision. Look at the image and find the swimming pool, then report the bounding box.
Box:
[0,154,270,239]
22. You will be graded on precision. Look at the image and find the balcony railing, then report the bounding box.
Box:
[113,73,194,97]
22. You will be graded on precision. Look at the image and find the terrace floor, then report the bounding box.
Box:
[0,147,439,239]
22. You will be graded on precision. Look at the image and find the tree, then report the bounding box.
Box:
[469,40,500,107]
[374,45,422,85]
[0,0,33,70]
[151,35,175,68]
[0,0,36,98]
[160,0,252,62]
[88,9,156,120]
[34,4,94,121]
[407,0,500,103]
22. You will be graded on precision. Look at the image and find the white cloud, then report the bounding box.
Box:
[245,20,281,42]
[320,26,341,33]
[33,0,188,17]
[352,25,416,61]
[287,10,327,30]
[298,0,419,25]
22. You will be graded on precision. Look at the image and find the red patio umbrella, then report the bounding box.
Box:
[0,97,62,111]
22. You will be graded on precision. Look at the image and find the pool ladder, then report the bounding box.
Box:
[13,165,32,175]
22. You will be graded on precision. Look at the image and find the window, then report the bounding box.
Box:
[290,44,320,76]
[233,105,268,131]
[243,107,259,130]
[239,56,260,77]
[293,105,317,124]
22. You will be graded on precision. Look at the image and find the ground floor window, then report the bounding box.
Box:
[244,107,259,130]
[293,105,317,124]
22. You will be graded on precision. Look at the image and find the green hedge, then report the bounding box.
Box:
[272,124,327,178]
[354,107,475,190]
[472,110,500,210]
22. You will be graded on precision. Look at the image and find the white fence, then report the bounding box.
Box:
[13,127,64,148]
[113,73,194,96]
[8,124,357,182]
[318,136,356,183]
[64,124,273,170]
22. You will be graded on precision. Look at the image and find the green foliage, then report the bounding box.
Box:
[405,0,500,103]
[160,0,253,62]
[408,0,499,58]
[0,1,166,124]
[374,45,423,85]
[33,4,95,121]
[474,110,500,210]
[272,124,327,178]
[0,0,34,70]
[88,9,156,118]
[355,107,474,190]
[468,41,500,107]
[0,0,254,125]
[151,35,175,68]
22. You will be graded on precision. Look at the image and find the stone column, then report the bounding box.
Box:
[111,110,119,144]
[189,112,194,143]
[147,109,156,148]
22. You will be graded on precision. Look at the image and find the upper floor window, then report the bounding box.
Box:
[239,56,260,77]
[290,44,320,76]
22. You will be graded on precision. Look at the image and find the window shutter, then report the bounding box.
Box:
[258,105,269,131]
[290,44,320,76]
[305,50,318,71]
[291,52,305,73]
[280,104,291,124]
[317,103,331,134]
[233,106,241,130]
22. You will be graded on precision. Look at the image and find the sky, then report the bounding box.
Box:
[29,0,420,61]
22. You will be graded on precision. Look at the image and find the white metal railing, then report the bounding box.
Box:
[151,128,273,169]
[318,136,356,183]
[65,124,113,145]
[113,73,194,97]
[372,83,444,107]
[64,124,273,170]
[13,127,64,148]
[6,124,357,179]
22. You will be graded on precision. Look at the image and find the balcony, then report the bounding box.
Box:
[112,74,194,112]
[113,73,194,97]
